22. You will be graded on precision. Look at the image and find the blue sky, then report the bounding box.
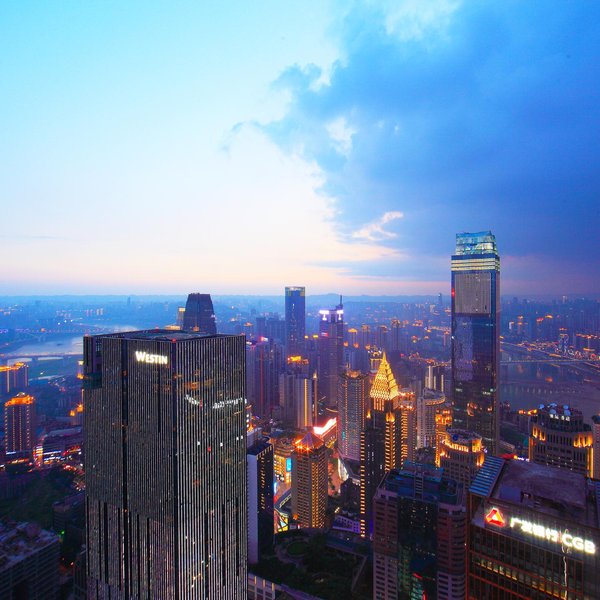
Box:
[1,1,598,295]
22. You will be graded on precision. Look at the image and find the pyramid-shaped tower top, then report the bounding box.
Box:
[370,353,399,411]
[295,431,325,452]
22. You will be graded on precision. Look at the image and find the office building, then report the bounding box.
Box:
[592,415,600,480]
[84,330,247,600]
[529,403,593,477]
[284,286,305,358]
[4,393,35,461]
[468,457,600,599]
[451,231,500,454]
[424,362,445,392]
[373,464,466,600]
[291,431,328,529]
[273,438,295,486]
[0,363,28,398]
[246,338,283,419]
[182,293,217,334]
[439,428,485,488]
[338,370,369,462]
[279,357,316,429]
[317,300,344,407]
[435,402,453,467]
[0,521,60,600]
[359,355,415,537]
[247,428,274,564]
[416,388,446,449]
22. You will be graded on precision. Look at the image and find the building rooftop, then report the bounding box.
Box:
[5,392,34,407]
[0,521,59,573]
[88,329,232,342]
[472,457,600,528]
[454,231,498,256]
[295,431,324,452]
[379,463,462,506]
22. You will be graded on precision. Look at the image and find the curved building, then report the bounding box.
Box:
[439,428,485,488]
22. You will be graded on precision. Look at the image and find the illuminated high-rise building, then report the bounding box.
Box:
[182,293,217,334]
[438,428,485,488]
[529,403,592,477]
[592,415,600,480]
[468,457,600,599]
[451,231,500,455]
[291,431,328,529]
[84,330,247,600]
[247,428,274,565]
[338,370,369,462]
[0,362,29,398]
[373,464,466,600]
[279,357,316,429]
[360,355,415,537]
[317,300,344,407]
[284,286,305,358]
[4,392,36,460]
[416,388,446,449]
[435,403,453,466]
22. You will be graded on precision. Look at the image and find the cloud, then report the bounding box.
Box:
[265,1,600,294]
[352,211,404,241]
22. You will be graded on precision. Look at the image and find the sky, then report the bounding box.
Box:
[1,1,599,296]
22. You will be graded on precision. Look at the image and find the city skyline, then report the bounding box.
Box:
[2,2,599,296]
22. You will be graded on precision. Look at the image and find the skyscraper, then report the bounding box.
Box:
[84,330,247,600]
[0,362,29,398]
[284,286,306,358]
[360,355,415,537]
[182,293,217,334]
[438,428,485,488]
[291,431,328,529]
[529,403,592,476]
[247,428,274,565]
[338,370,369,462]
[317,299,344,407]
[451,231,500,455]
[4,392,35,461]
[373,465,465,600]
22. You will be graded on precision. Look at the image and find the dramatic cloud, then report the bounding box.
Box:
[266,0,600,294]
[352,211,404,241]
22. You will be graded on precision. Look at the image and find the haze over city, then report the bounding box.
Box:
[2,1,599,296]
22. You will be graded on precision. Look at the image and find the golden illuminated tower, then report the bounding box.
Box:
[4,392,36,460]
[360,354,415,537]
[435,403,453,467]
[291,431,328,529]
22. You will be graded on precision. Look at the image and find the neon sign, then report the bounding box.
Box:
[485,507,505,527]
[485,507,596,555]
[135,351,168,365]
[212,397,243,410]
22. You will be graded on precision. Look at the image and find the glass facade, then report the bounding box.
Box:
[84,330,247,600]
[451,231,500,455]
[284,286,305,358]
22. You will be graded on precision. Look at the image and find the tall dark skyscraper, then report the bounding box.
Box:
[338,370,369,462]
[317,299,344,407]
[284,286,305,358]
[182,293,217,334]
[83,330,247,600]
[451,231,500,455]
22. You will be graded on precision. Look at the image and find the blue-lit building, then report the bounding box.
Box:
[451,231,500,455]
[284,286,305,358]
